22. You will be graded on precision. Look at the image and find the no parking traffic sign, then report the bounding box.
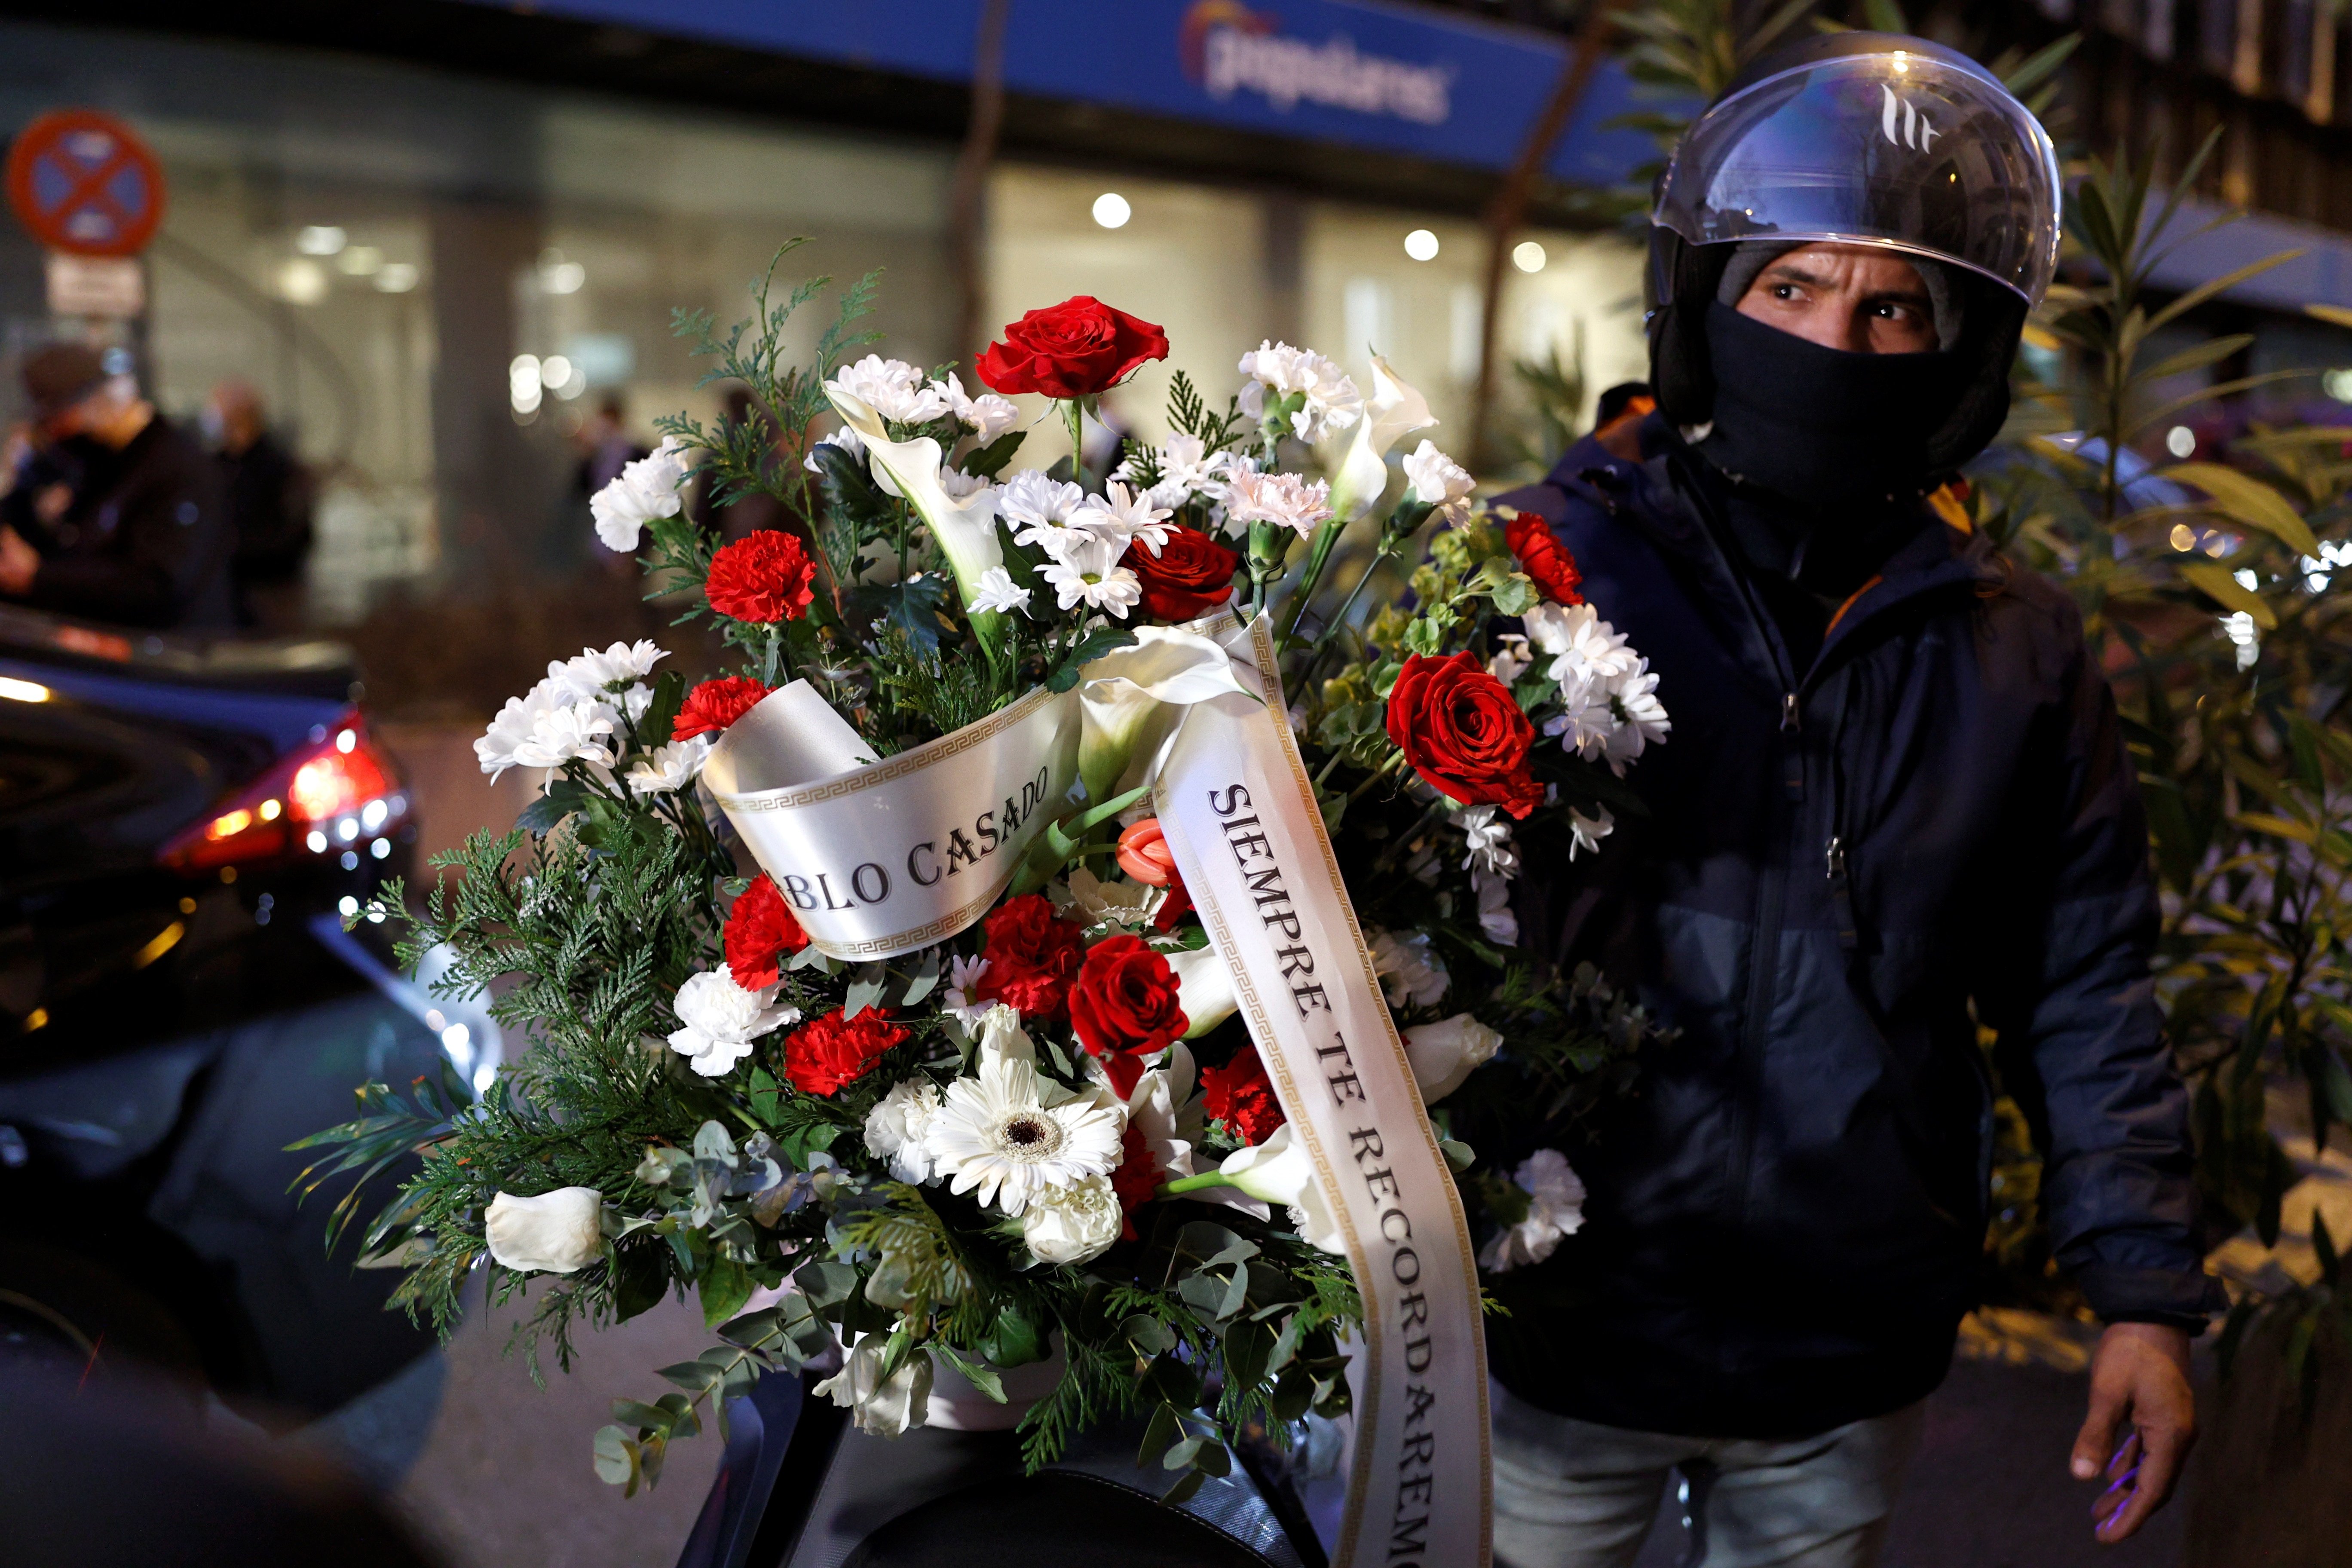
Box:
[5,110,165,257]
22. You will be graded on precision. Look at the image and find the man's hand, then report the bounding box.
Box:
[0,525,37,596]
[2070,1321,2195,1543]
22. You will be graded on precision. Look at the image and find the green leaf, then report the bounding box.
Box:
[1862,0,1908,34]
[976,1298,1049,1366]
[2161,462,2321,556]
[638,668,687,748]
[612,1243,671,1323]
[1999,32,2080,95]
[962,429,1026,478]
[699,1253,753,1328]
[612,1397,676,1433]
[517,779,592,836]
[931,1344,1008,1403]
[1046,626,1141,693]
[592,1426,640,1491]
[844,574,951,655]
[2176,560,2276,630]
[844,963,888,1019]
[656,1360,724,1393]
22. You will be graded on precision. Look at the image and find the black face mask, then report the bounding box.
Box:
[1695,300,1966,512]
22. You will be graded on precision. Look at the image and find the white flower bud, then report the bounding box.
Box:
[1402,1013,1504,1105]
[1021,1173,1124,1265]
[483,1187,605,1274]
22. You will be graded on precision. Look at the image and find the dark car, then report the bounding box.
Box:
[0,602,475,1437]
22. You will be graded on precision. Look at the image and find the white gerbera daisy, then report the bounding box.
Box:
[923,1053,1124,1216]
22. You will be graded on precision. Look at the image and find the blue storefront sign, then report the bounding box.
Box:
[460,0,1663,189]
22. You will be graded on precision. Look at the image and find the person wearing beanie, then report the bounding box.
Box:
[1485,35,2217,1568]
[0,343,234,630]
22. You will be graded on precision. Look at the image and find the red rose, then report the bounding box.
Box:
[672,676,773,741]
[1068,934,1189,1096]
[705,530,817,624]
[723,873,808,989]
[1505,513,1584,606]
[1200,1044,1285,1145]
[782,1006,910,1096]
[1110,1123,1161,1241]
[1385,651,1544,820]
[1129,526,1240,621]
[1115,818,1179,887]
[975,295,1169,400]
[972,893,1087,1020]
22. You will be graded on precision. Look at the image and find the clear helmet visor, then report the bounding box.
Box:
[1652,49,2062,306]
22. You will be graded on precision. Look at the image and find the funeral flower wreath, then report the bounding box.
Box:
[300,246,1672,1508]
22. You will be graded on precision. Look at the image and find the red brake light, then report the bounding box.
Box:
[160,709,409,875]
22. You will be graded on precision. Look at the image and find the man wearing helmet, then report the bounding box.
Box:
[1489,34,2220,1567]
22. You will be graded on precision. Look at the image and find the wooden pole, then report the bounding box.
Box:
[949,0,1013,371]
[1469,0,1624,473]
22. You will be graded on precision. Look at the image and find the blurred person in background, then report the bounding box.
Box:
[695,383,788,542]
[0,344,233,630]
[205,379,315,633]
[572,390,644,497]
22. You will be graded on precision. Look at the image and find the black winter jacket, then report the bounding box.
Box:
[1485,416,2222,1439]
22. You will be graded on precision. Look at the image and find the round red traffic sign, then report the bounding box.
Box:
[5,110,165,257]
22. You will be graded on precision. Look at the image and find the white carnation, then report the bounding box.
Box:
[667,965,800,1078]
[1021,1172,1123,1265]
[1479,1149,1586,1273]
[590,436,691,552]
[1237,340,1363,443]
[1369,929,1449,1009]
[1402,440,1475,524]
[1221,467,1334,537]
[864,1077,946,1184]
[936,371,1020,441]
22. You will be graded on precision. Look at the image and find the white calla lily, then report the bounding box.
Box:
[825,386,1005,636]
[1215,1124,1347,1254]
[1165,944,1238,1041]
[1329,354,1437,524]
[1076,625,1255,804]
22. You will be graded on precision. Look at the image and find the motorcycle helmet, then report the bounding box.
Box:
[1646,32,2063,474]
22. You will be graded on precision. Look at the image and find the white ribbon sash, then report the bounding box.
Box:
[706,680,1081,961]
[1157,615,1491,1568]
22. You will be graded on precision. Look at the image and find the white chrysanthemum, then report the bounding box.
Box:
[1050,867,1161,929]
[935,371,1020,441]
[1402,440,1476,525]
[1479,1148,1587,1273]
[923,1052,1124,1216]
[1117,432,1231,511]
[1568,804,1614,859]
[941,956,995,1032]
[938,466,995,502]
[1487,634,1532,685]
[1604,664,1672,774]
[1456,805,1520,878]
[625,735,713,796]
[1237,340,1363,443]
[667,964,800,1078]
[1221,468,1334,537]
[1000,470,1088,558]
[1473,867,1519,946]
[590,436,692,552]
[552,639,667,703]
[968,566,1033,618]
[513,700,616,771]
[1544,672,1619,763]
[1526,602,1640,685]
[476,675,567,780]
[1369,929,1449,1009]
[1022,1172,1123,1265]
[1072,479,1174,554]
[864,1077,946,1184]
[829,354,952,426]
[1041,532,1141,618]
[802,422,867,474]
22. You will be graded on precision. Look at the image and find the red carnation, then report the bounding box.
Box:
[782,1006,909,1096]
[723,873,808,990]
[975,295,1169,400]
[972,894,1088,1020]
[1200,1044,1285,1145]
[1385,651,1544,820]
[1129,526,1240,622]
[1068,934,1188,1096]
[1110,1123,1162,1241]
[672,676,773,741]
[705,530,818,624]
[1504,512,1583,606]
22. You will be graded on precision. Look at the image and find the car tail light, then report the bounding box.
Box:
[160,709,411,875]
